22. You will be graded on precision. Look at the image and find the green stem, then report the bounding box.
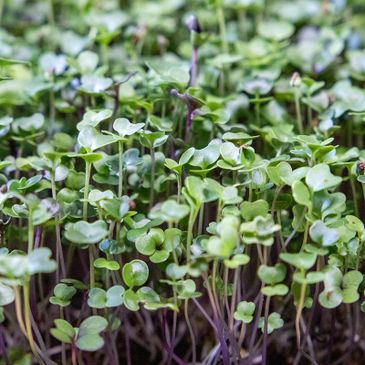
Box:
[51,171,66,278]
[198,203,204,235]
[83,161,94,289]
[28,215,34,252]
[83,161,91,221]
[48,0,55,27]
[255,94,261,127]
[186,206,200,264]
[294,89,303,133]
[149,148,155,210]
[177,174,182,203]
[295,271,307,349]
[49,84,55,136]
[211,259,220,316]
[116,142,124,242]
[24,281,44,364]
[217,3,228,53]
[118,141,124,198]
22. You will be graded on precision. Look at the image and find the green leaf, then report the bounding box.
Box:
[207,216,240,258]
[280,252,317,270]
[240,200,269,221]
[309,220,338,247]
[342,270,363,304]
[258,263,286,285]
[78,126,116,151]
[78,109,112,128]
[261,284,289,297]
[224,254,250,268]
[55,319,75,338]
[106,286,125,307]
[258,19,294,41]
[113,118,144,137]
[136,228,163,256]
[259,312,284,334]
[51,328,73,344]
[94,258,120,270]
[123,289,139,311]
[51,319,75,344]
[65,220,108,245]
[176,279,199,300]
[76,334,104,351]
[50,284,76,307]
[166,263,188,280]
[293,271,325,285]
[28,248,57,274]
[292,180,311,207]
[79,315,108,336]
[234,301,255,323]
[189,140,221,170]
[305,164,342,192]
[87,288,107,309]
[149,200,190,222]
[122,260,149,288]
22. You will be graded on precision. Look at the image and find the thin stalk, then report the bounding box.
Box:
[24,281,45,365]
[71,344,77,365]
[262,297,271,365]
[149,148,155,210]
[118,141,124,198]
[60,308,67,365]
[295,269,307,349]
[28,215,34,252]
[50,171,66,278]
[83,161,95,289]
[198,203,204,235]
[185,105,194,143]
[116,141,124,240]
[186,206,199,264]
[294,89,303,133]
[254,95,261,127]
[223,266,230,321]
[190,47,198,87]
[83,161,91,221]
[184,300,196,364]
[49,86,55,136]
[48,0,55,27]
[14,286,27,336]
[211,259,221,317]
[217,4,228,53]
[177,174,182,203]
[229,268,240,330]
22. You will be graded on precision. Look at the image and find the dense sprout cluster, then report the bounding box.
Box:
[0,0,365,364]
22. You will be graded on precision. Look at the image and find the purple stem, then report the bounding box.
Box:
[245,292,264,365]
[34,226,42,249]
[185,105,193,143]
[192,298,217,331]
[190,47,198,87]
[161,311,186,365]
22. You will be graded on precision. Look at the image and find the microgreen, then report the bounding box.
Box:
[0,1,364,364]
